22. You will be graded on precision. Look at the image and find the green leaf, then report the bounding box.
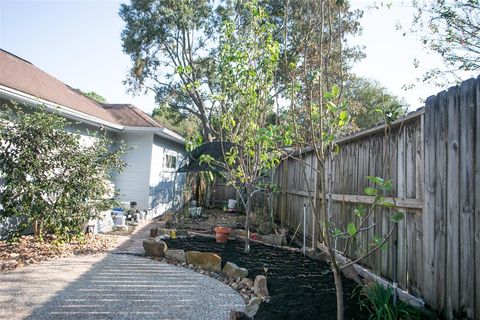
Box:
[382,200,395,208]
[323,91,334,100]
[339,111,348,120]
[347,223,357,237]
[354,207,365,218]
[331,85,340,97]
[389,212,404,223]
[364,187,378,196]
[366,176,384,185]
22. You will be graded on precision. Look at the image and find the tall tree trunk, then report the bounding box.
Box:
[331,257,345,320]
[245,186,251,253]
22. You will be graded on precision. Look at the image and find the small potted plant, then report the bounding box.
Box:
[214,226,232,244]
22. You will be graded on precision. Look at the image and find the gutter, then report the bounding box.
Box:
[123,126,185,145]
[0,85,123,131]
[0,85,186,145]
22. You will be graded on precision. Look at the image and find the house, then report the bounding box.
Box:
[0,49,186,233]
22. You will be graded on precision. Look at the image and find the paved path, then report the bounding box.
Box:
[0,223,245,320]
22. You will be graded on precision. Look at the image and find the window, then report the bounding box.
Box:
[164,154,177,169]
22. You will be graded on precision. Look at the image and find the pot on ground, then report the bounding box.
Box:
[214,226,232,244]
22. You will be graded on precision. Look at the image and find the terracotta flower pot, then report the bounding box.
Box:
[214,226,232,244]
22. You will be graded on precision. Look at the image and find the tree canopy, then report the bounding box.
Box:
[408,0,480,85]
[119,0,364,141]
[344,77,407,130]
[79,90,108,104]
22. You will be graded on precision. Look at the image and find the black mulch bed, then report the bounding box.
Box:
[165,236,368,320]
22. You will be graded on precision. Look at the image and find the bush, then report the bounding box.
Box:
[0,103,127,241]
[358,283,422,320]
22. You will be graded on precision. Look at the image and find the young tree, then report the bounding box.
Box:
[213,0,288,252]
[282,2,404,318]
[0,104,127,241]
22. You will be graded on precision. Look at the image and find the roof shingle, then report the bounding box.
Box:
[0,49,119,124]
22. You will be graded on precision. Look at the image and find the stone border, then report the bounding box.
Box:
[143,229,270,319]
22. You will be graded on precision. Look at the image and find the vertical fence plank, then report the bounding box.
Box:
[423,95,437,306]
[405,124,416,293]
[446,85,461,318]
[434,90,448,315]
[413,115,424,297]
[459,79,476,319]
[397,124,407,289]
[475,76,480,320]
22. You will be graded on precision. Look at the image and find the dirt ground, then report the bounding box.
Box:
[173,208,245,233]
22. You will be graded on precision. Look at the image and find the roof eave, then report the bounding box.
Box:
[0,84,124,131]
[122,126,185,145]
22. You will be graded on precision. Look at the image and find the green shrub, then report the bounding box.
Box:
[0,103,127,241]
[358,283,421,320]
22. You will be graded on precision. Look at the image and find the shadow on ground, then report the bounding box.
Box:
[25,254,244,320]
[0,222,244,320]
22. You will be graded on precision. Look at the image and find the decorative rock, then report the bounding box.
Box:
[229,310,249,320]
[150,227,176,238]
[253,275,269,297]
[223,262,249,279]
[164,249,187,263]
[261,230,287,246]
[244,297,262,318]
[143,239,168,257]
[185,251,221,273]
[240,278,254,290]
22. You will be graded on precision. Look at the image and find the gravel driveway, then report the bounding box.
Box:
[0,249,245,320]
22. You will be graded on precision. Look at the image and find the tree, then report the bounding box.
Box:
[212,0,288,252]
[0,103,127,241]
[281,2,404,318]
[120,0,221,141]
[151,104,199,136]
[408,0,480,85]
[344,77,407,131]
[79,90,108,104]
[119,0,364,141]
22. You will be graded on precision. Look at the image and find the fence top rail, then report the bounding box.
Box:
[287,107,424,157]
[335,107,424,145]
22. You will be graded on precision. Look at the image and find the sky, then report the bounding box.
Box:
[0,0,475,114]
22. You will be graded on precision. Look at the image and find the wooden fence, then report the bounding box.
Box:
[274,76,480,319]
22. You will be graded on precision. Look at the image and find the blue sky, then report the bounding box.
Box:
[0,0,475,114]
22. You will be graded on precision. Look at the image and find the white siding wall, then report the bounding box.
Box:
[114,132,153,211]
[147,135,186,217]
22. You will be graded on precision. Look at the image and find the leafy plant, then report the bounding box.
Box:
[0,103,127,241]
[213,0,287,252]
[358,283,421,320]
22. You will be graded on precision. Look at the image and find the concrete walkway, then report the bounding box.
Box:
[0,223,245,320]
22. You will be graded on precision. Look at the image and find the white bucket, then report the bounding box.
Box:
[114,215,126,227]
[228,199,237,209]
